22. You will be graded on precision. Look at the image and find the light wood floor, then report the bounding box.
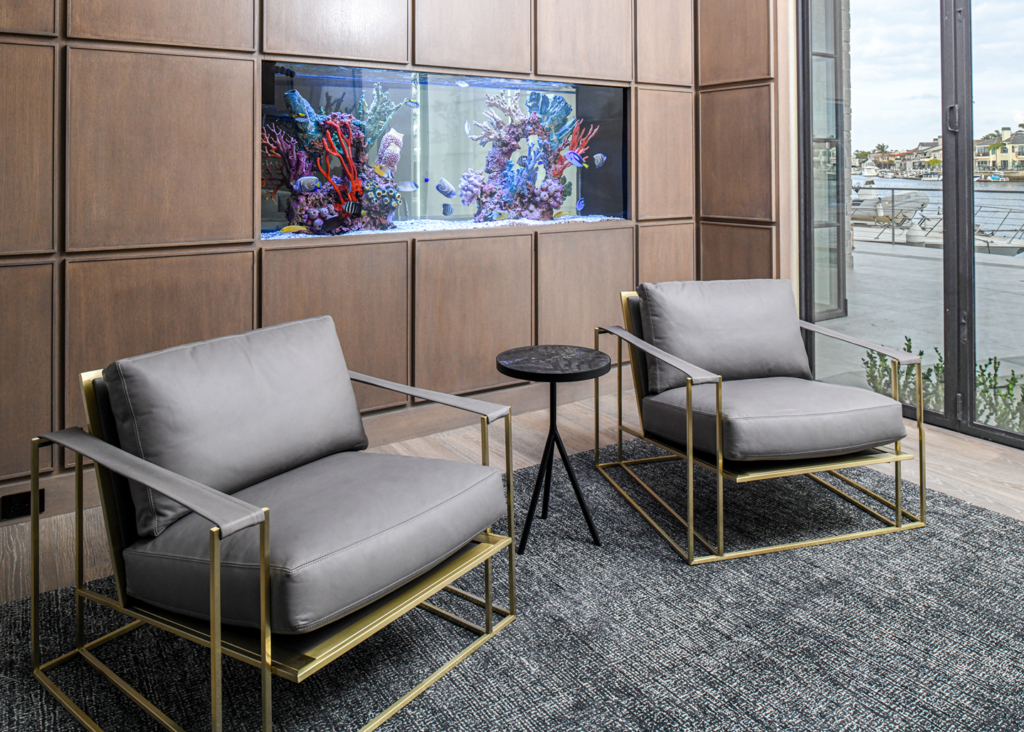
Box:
[3,391,1023,605]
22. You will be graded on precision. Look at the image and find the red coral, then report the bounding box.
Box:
[319,118,364,212]
[549,120,600,178]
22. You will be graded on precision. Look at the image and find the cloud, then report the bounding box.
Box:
[849,0,1024,150]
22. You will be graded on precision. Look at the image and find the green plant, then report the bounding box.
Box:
[862,337,944,411]
[861,337,1024,433]
[975,357,1024,433]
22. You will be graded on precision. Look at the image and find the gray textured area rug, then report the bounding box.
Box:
[4,440,1024,731]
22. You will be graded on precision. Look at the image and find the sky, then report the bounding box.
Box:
[849,0,1024,152]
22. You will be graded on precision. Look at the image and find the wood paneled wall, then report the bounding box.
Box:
[695,0,785,281]
[0,0,793,508]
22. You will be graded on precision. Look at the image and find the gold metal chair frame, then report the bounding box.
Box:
[592,292,927,565]
[30,369,518,732]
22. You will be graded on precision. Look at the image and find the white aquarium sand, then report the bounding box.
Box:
[260,214,622,240]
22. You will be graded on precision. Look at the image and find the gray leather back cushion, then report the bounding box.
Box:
[103,316,368,537]
[637,279,811,393]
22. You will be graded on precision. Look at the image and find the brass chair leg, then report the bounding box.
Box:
[504,413,517,615]
[484,558,493,634]
[210,528,222,732]
[31,438,42,675]
[685,378,694,564]
[917,362,927,523]
[260,509,272,732]
[75,454,86,649]
[715,379,725,556]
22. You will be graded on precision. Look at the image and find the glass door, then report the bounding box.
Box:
[802,0,1024,449]
[966,0,1024,443]
[803,0,947,418]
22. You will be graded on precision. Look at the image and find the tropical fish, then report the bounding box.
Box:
[293,176,319,193]
[322,216,343,233]
[554,211,571,218]
[405,99,420,108]
[442,203,454,216]
[465,120,472,136]
[342,200,362,215]
[280,225,307,233]
[397,181,419,192]
[372,164,390,177]
[435,178,457,199]
[564,150,587,168]
[456,80,469,88]
[496,212,509,221]
[593,154,607,169]
[576,198,585,212]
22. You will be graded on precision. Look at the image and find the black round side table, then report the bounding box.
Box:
[496,345,611,554]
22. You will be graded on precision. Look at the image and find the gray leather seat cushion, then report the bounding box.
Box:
[642,377,908,461]
[123,451,505,634]
[637,279,812,394]
[103,316,368,538]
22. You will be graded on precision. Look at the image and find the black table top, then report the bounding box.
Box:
[496,345,612,383]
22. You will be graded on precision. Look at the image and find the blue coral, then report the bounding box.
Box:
[526,92,576,149]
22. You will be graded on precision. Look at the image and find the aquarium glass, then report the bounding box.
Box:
[261,62,629,239]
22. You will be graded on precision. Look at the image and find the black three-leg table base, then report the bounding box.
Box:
[517,381,601,554]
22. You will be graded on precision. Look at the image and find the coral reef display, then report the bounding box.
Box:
[459,91,598,223]
[261,65,622,238]
[261,83,408,235]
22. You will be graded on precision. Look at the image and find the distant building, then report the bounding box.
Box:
[975,127,1024,173]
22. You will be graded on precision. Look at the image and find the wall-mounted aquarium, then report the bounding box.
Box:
[260,62,628,238]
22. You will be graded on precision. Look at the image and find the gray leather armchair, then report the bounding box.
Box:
[30,316,516,732]
[594,279,926,565]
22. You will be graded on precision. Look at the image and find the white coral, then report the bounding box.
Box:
[469,90,526,146]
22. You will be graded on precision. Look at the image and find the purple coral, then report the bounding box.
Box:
[261,124,313,198]
[459,168,485,206]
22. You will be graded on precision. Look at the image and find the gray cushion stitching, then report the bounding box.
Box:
[117,361,158,536]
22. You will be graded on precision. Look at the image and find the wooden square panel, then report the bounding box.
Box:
[264,0,407,63]
[698,0,772,86]
[699,83,775,222]
[637,0,693,86]
[537,227,634,354]
[414,235,533,395]
[69,0,254,50]
[0,43,54,254]
[0,263,53,479]
[638,222,695,285]
[65,252,255,430]
[262,241,410,412]
[414,0,531,74]
[0,0,55,35]
[536,0,633,82]
[637,88,694,220]
[700,222,775,281]
[67,49,255,250]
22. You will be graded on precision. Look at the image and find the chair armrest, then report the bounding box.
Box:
[799,321,922,365]
[348,372,511,424]
[39,428,265,537]
[597,326,721,385]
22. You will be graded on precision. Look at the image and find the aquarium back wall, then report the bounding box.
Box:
[0,0,792,501]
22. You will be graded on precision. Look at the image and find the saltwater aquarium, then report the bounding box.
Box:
[260,62,628,238]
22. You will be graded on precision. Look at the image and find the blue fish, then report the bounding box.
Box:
[465,120,472,136]
[564,150,586,168]
[293,176,319,193]
[435,178,457,199]
[442,203,454,216]
[397,181,419,192]
[593,153,607,169]
[405,99,420,108]
[576,198,585,212]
